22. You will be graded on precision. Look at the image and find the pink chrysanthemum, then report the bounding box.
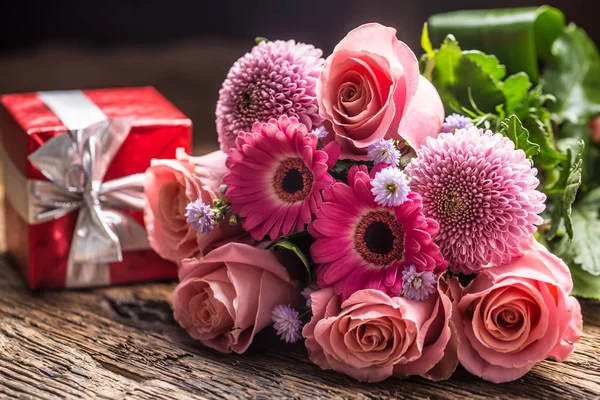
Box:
[224,115,338,241]
[405,127,546,273]
[216,40,324,152]
[309,165,447,300]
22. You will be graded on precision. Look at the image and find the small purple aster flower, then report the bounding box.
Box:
[367,138,400,166]
[405,127,546,273]
[371,166,410,207]
[312,126,328,140]
[185,199,215,234]
[441,113,474,133]
[216,40,324,152]
[271,304,302,343]
[301,283,319,307]
[401,265,436,301]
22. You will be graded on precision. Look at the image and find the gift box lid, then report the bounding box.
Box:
[1,86,191,136]
[1,87,192,180]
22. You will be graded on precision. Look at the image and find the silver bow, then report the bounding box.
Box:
[27,118,149,287]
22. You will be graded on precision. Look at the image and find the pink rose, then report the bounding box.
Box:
[450,239,583,383]
[303,285,457,383]
[144,148,242,263]
[317,23,444,159]
[173,242,303,353]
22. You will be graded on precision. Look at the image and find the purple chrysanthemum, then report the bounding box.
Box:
[401,265,436,301]
[367,138,400,166]
[271,304,302,343]
[216,40,324,152]
[442,113,474,133]
[405,127,546,273]
[185,199,215,234]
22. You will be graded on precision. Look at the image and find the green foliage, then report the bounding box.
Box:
[559,123,600,192]
[543,26,600,298]
[570,264,600,299]
[546,139,584,240]
[523,115,566,167]
[553,188,600,298]
[499,115,540,158]
[501,73,532,114]
[428,35,506,114]
[428,6,565,82]
[463,51,506,81]
[542,25,600,124]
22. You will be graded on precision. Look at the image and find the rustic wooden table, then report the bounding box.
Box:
[0,193,598,399]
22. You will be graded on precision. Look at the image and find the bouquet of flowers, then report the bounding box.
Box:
[143,5,599,384]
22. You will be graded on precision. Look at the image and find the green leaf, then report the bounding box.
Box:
[271,238,312,284]
[546,139,584,239]
[255,37,268,44]
[273,240,310,274]
[563,146,584,239]
[499,115,540,158]
[570,264,600,299]
[570,205,600,275]
[543,24,600,124]
[432,36,506,113]
[428,6,565,82]
[523,116,566,168]
[463,51,506,81]
[559,122,600,192]
[421,22,435,57]
[501,73,532,114]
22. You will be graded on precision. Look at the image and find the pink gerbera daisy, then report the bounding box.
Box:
[224,115,339,241]
[405,127,546,273]
[309,165,447,300]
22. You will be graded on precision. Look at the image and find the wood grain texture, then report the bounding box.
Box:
[0,150,599,400]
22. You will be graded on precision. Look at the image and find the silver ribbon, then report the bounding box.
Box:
[22,91,150,288]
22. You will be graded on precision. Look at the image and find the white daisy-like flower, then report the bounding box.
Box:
[370,166,410,207]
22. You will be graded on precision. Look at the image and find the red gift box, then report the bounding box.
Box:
[1,87,192,289]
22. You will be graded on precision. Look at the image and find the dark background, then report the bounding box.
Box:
[0,0,596,150]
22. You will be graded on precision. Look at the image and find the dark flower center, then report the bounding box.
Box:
[273,157,314,203]
[355,211,404,266]
[365,222,394,255]
[282,169,304,194]
[440,191,470,220]
[241,91,253,109]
